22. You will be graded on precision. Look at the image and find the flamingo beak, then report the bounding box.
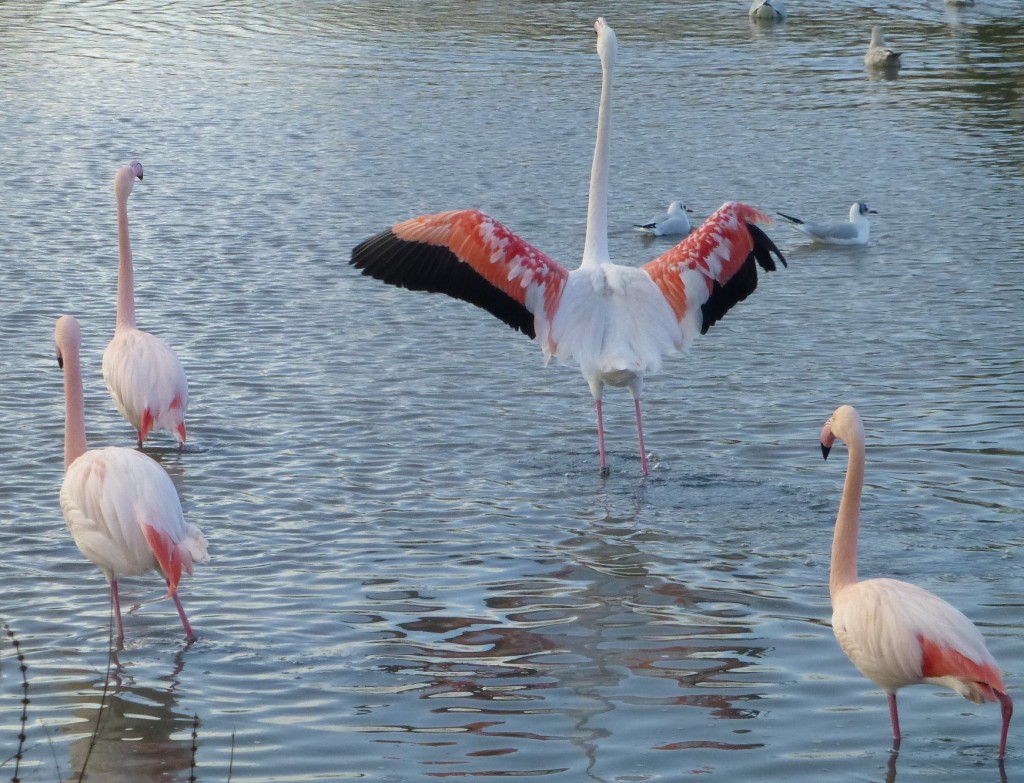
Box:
[820,419,836,460]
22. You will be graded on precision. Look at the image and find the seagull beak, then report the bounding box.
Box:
[868,209,878,214]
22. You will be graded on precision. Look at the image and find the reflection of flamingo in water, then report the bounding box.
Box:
[102,160,189,448]
[820,404,1012,758]
[350,18,786,475]
[57,315,208,647]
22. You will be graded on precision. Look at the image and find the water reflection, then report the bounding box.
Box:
[63,651,198,783]
[349,514,768,778]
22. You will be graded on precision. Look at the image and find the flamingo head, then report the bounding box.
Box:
[114,159,144,201]
[594,17,617,64]
[820,404,862,459]
[54,314,82,370]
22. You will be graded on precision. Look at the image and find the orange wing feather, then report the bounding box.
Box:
[352,210,568,340]
[642,202,785,333]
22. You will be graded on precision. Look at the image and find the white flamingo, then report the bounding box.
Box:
[350,18,786,475]
[102,161,189,448]
[58,315,208,646]
[821,404,1012,758]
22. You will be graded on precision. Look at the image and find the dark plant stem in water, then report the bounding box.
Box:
[75,597,117,783]
[2,623,29,783]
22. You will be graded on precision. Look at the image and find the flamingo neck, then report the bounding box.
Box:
[830,433,864,600]
[582,51,612,267]
[116,196,137,331]
[62,344,88,471]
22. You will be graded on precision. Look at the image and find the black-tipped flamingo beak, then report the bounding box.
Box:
[820,418,836,460]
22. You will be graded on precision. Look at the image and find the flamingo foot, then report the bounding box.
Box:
[595,399,608,474]
[633,397,649,476]
[170,586,197,643]
[996,689,1012,760]
[111,579,126,649]
[887,693,901,741]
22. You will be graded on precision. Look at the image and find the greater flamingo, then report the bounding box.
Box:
[634,201,693,236]
[820,404,1012,758]
[102,160,189,448]
[350,18,786,475]
[864,25,902,71]
[58,315,208,646]
[777,202,877,246]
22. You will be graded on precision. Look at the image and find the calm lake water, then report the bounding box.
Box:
[2,1,1023,781]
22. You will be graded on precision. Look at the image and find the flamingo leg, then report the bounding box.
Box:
[887,693,901,740]
[169,581,197,643]
[996,690,1013,760]
[633,397,648,476]
[595,399,608,473]
[110,579,126,648]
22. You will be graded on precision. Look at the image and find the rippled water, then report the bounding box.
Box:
[2,1,1023,781]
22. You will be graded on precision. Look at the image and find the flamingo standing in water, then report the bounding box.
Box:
[58,315,208,646]
[102,160,189,448]
[350,18,786,475]
[820,404,1012,757]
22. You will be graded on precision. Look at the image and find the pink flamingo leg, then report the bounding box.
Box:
[996,690,1013,760]
[110,579,126,648]
[887,693,901,740]
[633,397,648,476]
[169,585,196,643]
[595,399,607,472]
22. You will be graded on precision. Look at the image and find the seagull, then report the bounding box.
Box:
[776,202,877,246]
[865,25,902,70]
[749,0,786,20]
[634,201,693,236]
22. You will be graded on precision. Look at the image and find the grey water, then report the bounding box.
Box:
[1,1,1023,780]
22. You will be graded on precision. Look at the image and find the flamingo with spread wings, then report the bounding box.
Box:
[350,18,786,474]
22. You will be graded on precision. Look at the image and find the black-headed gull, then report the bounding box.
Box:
[777,202,877,246]
[634,201,693,236]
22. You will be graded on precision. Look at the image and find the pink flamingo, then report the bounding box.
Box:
[102,160,189,448]
[820,404,1012,757]
[350,18,786,475]
[58,315,208,646]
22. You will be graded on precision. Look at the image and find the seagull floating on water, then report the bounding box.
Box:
[634,201,693,236]
[864,25,902,70]
[749,0,786,20]
[776,202,876,246]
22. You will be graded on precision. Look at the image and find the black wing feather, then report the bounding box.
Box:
[350,228,537,338]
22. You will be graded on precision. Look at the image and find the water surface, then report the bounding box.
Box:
[2,1,1023,781]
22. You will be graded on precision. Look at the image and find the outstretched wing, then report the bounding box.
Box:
[641,202,786,339]
[349,210,569,341]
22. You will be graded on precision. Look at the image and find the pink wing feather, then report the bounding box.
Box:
[642,202,785,336]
